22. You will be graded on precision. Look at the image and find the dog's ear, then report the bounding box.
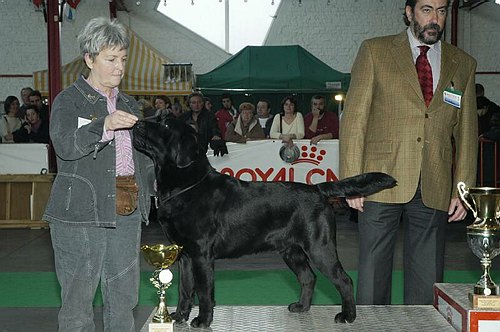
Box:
[175,134,199,168]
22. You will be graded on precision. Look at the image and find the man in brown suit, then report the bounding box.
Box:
[339,0,477,305]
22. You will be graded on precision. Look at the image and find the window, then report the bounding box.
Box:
[157,0,281,54]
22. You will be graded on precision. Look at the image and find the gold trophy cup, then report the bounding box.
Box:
[141,244,182,331]
[457,182,500,308]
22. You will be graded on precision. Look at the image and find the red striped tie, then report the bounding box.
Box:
[416,46,433,107]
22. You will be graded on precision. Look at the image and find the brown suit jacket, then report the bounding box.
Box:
[339,31,478,211]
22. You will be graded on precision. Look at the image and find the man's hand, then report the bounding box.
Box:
[448,197,467,222]
[104,110,138,131]
[346,197,365,212]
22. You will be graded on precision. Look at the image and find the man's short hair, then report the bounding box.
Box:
[310,95,325,105]
[29,90,42,98]
[476,83,485,97]
[221,93,232,101]
[258,99,271,110]
[188,92,204,103]
[403,0,451,26]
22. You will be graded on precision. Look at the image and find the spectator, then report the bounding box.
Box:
[170,102,183,118]
[269,95,305,142]
[137,98,155,119]
[304,95,339,144]
[0,96,22,143]
[476,83,500,136]
[340,0,477,305]
[179,92,222,153]
[28,90,50,122]
[225,102,265,143]
[203,96,214,113]
[13,105,49,143]
[18,87,34,119]
[152,95,172,118]
[256,99,274,138]
[215,93,238,139]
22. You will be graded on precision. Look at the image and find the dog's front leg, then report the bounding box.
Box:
[189,257,215,328]
[171,255,195,323]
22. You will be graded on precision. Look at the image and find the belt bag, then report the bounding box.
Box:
[116,175,139,216]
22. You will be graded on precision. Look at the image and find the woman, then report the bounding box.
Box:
[42,17,154,332]
[13,105,49,143]
[269,95,305,142]
[225,102,265,143]
[0,96,22,143]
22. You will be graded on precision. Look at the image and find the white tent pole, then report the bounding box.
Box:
[225,0,229,53]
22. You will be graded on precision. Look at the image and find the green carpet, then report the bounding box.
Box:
[1,270,498,307]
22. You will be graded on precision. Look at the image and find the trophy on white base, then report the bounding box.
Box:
[141,244,182,332]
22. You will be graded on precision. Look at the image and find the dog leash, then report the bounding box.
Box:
[155,169,212,207]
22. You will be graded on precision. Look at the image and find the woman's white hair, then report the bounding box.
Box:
[77,17,129,61]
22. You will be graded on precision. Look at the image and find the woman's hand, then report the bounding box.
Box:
[104,110,138,131]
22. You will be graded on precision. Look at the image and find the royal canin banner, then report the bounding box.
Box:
[207,140,339,184]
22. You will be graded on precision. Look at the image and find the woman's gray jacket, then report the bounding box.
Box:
[43,76,154,227]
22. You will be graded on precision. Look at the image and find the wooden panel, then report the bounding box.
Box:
[0,183,7,219]
[0,174,53,229]
[32,182,52,221]
[9,183,31,219]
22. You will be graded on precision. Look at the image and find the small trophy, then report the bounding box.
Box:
[457,182,500,308]
[141,244,182,332]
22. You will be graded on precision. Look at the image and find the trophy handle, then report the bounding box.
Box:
[457,182,477,218]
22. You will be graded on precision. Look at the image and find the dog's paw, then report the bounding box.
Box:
[288,302,310,313]
[334,311,356,323]
[190,316,211,328]
[171,311,188,323]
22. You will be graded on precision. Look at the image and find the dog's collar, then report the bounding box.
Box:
[156,170,211,207]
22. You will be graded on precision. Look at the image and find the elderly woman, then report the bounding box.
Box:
[225,102,265,143]
[269,95,305,142]
[42,17,153,331]
[0,96,22,143]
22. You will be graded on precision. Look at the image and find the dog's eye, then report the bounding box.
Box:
[164,124,169,129]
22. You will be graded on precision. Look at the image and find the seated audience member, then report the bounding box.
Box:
[225,102,265,143]
[478,113,500,187]
[0,96,23,143]
[137,98,155,119]
[29,90,50,122]
[482,113,500,142]
[269,95,305,142]
[179,92,223,153]
[153,95,172,118]
[304,95,339,144]
[215,93,238,139]
[203,96,214,113]
[256,99,274,138]
[18,87,34,119]
[13,105,49,143]
[170,102,183,118]
[476,83,500,136]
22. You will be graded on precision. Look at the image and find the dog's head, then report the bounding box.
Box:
[133,118,200,168]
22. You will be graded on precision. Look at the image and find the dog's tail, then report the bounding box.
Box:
[316,172,397,198]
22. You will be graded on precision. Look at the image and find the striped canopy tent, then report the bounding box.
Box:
[33,29,192,96]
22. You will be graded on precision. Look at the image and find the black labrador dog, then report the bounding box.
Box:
[133,119,396,328]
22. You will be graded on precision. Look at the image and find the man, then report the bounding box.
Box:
[18,87,34,119]
[215,93,238,139]
[339,0,477,305]
[476,83,500,136]
[304,95,339,144]
[28,90,50,122]
[179,92,224,154]
[256,99,274,138]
